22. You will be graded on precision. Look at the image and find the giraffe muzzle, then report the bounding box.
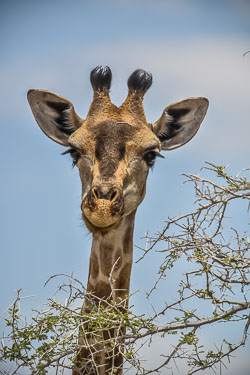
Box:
[81,186,124,228]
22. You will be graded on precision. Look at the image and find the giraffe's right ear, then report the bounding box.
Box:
[27,90,84,146]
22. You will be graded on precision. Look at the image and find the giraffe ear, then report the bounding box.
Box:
[27,90,84,146]
[151,98,209,150]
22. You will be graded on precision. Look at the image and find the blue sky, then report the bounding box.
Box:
[1,1,250,373]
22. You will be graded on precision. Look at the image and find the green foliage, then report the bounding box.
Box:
[0,285,155,374]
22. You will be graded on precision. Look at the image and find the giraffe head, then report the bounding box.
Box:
[28,66,208,232]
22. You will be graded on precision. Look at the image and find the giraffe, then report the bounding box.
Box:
[27,66,208,374]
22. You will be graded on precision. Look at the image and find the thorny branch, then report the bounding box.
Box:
[1,163,249,374]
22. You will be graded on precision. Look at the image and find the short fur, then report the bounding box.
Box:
[93,120,136,177]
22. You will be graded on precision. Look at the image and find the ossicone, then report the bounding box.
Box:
[90,66,112,92]
[127,69,152,95]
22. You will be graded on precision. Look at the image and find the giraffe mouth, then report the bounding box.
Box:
[82,199,123,229]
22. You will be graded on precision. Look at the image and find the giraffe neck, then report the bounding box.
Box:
[75,213,136,375]
[85,211,135,310]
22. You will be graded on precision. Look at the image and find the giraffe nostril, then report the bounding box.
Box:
[110,189,119,202]
[92,187,99,200]
[90,186,121,202]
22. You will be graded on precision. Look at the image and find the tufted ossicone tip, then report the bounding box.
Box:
[90,66,112,92]
[127,69,152,96]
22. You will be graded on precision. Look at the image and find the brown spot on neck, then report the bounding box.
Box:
[116,262,132,294]
[123,214,135,254]
[99,244,115,276]
[89,252,99,280]
[91,280,111,300]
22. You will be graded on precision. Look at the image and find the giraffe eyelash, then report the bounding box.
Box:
[143,150,165,167]
[62,148,81,167]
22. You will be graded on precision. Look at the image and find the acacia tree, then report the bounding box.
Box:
[1,163,249,374]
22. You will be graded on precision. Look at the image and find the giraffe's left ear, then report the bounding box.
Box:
[27,89,84,146]
[151,97,209,150]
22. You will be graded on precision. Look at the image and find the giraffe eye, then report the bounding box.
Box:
[62,148,81,167]
[70,149,81,166]
[143,150,165,167]
[143,151,157,166]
